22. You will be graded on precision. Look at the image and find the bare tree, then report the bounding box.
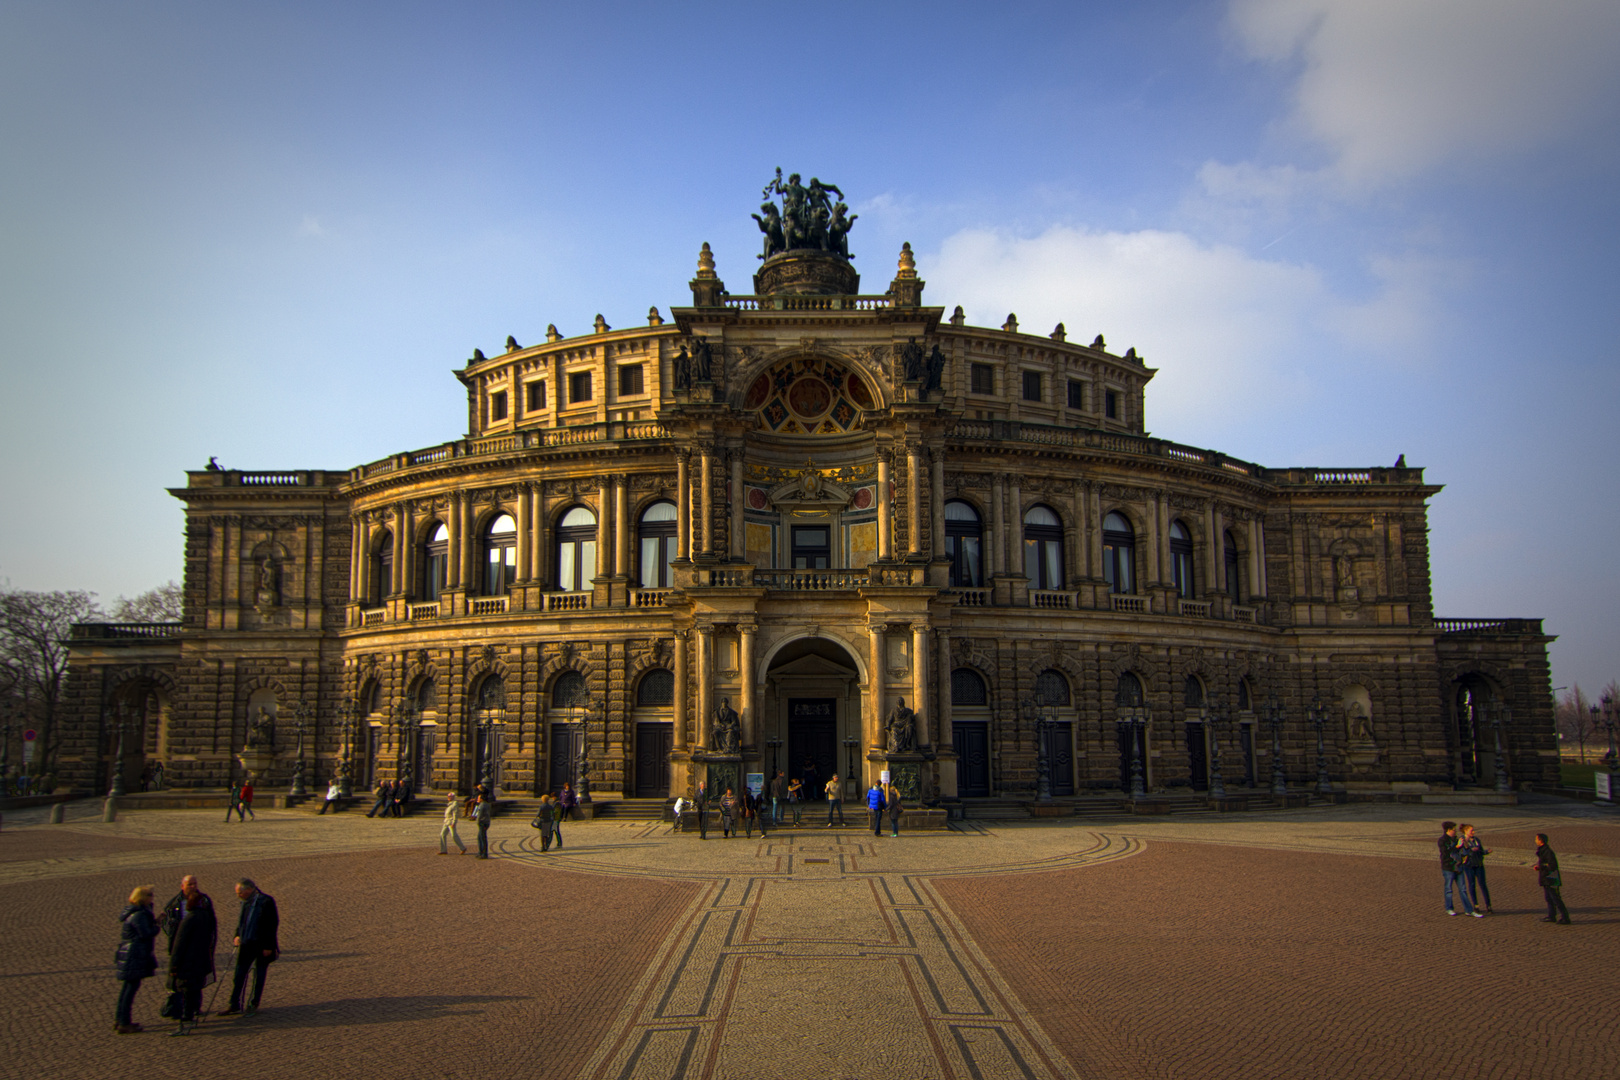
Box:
[1555,685,1595,764]
[0,587,103,773]
[110,581,183,623]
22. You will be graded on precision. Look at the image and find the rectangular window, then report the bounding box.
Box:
[1105,389,1118,419]
[525,381,546,411]
[489,390,508,422]
[1022,371,1042,402]
[618,364,644,395]
[1067,380,1085,410]
[791,526,830,569]
[569,371,592,404]
[970,363,994,395]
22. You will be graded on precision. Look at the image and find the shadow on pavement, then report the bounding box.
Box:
[194,993,527,1032]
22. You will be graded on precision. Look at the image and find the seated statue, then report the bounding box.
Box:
[713,697,742,755]
[886,698,917,753]
[244,706,276,750]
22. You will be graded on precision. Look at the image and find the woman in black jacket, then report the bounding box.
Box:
[115,885,160,1033]
[163,875,217,1034]
[1535,833,1571,924]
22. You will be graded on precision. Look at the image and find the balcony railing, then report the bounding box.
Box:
[361,608,386,627]
[469,596,508,616]
[632,589,674,608]
[70,622,183,640]
[1031,590,1077,609]
[946,588,990,606]
[1110,594,1147,614]
[544,591,592,612]
[755,569,867,591]
[354,420,675,480]
[1178,599,1212,618]
[409,602,442,621]
[1232,605,1257,623]
[1434,618,1544,635]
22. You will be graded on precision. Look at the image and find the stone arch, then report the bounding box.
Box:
[626,644,674,686]
[104,664,178,702]
[758,627,871,685]
[464,658,512,696]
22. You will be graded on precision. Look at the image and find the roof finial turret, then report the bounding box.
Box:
[896,242,917,279]
[696,241,717,279]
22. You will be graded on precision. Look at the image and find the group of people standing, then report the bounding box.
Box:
[673,772,908,838]
[1437,821,1572,923]
[113,874,280,1036]
[365,777,414,818]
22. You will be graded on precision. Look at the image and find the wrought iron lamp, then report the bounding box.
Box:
[1491,704,1512,793]
[1269,700,1288,797]
[108,702,128,798]
[289,699,310,796]
[1206,705,1226,799]
[1309,695,1332,796]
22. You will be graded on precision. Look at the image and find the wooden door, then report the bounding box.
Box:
[549,724,579,796]
[1041,722,1074,796]
[954,721,990,797]
[1185,721,1208,791]
[635,722,673,797]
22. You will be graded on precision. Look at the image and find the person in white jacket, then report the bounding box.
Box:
[438,791,467,854]
[317,778,341,815]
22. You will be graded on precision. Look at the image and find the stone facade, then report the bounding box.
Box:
[59,230,1556,803]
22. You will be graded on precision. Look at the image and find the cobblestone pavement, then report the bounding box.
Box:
[0,798,1614,1079]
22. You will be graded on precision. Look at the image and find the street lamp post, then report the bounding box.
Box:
[766,735,782,781]
[1269,700,1288,797]
[1206,705,1226,799]
[1309,695,1332,796]
[573,698,592,803]
[1491,704,1512,794]
[336,695,356,797]
[108,702,128,798]
[1029,693,1054,802]
[843,735,860,793]
[289,700,309,797]
[1124,706,1147,799]
[1596,693,1617,773]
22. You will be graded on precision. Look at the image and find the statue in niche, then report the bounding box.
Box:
[1334,555,1355,599]
[712,697,741,755]
[691,337,714,383]
[886,698,917,753]
[672,344,692,390]
[245,706,276,750]
[1346,700,1374,744]
[899,337,926,382]
[923,344,947,393]
[255,557,280,612]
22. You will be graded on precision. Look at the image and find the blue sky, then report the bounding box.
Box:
[2,0,1616,694]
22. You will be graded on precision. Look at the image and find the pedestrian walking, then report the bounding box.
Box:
[1458,824,1492,913]
[1534,833,1571,924]
[318,778,341,814]
[694,781,709,840]
[220,878,278,1017]
[867,781,886,836]
[388,778,405,817]
[551,793,565,849]
[741,789,757,838]
[439,791,467,854]
[825,774,845,826]
[558,782,578,822]
[532,795,558,851]
[161,875,217,1035]
[770,770,787,826]
[114,884,160,1034]
[671,795,688,834]
[720,788,737,838]
[474,794,492,858]
[224,780,244,823]
[366,779,391,818]
[786,778,803,826]
[886,782,903,837]
[1437,821,1481,917]
[239,778,256,821]
[152,761,165,789]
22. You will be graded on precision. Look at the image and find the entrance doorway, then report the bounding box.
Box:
[1117,722,1147,790]
[954,722,990,796]
[549,723,581,796]
[1185,721,1208,791]
[788,698,837,799]
[1239,724,1256,785]
[1041,723,1074,796]
[635,722,672,796]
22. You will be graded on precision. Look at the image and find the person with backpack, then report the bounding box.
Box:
[473,794,493,859]
[786,777,804,827]
[531,795,558,852]
[867,781,886,836]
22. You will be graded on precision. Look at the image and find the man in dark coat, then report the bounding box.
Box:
[474,793,493,858]
[693,780,709,840]
[221,878,279,1016]
[1535,833,1571,924]
[162,874,217,1034]
[1437,821,1479,916]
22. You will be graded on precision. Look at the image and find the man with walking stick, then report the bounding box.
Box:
[220,878,279,1017]
[161,875,217,1035]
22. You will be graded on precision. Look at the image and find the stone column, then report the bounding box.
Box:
[399,503,415,597]
[391,505,406,595]
[912,623,929,748]
[990,475,1005,576]
[676,451,691,560]
[516,486,532,583]
[1147,491,1163,585]
[533,491,548,589]
[936,630,953,751]
[596,478,611,578]
[1089,485,1104,584]
[906,444,923,557]
[1074,483,1089,580]
[460,493,477,589]
[350,516,364,603]
[868,622,885,756]
[876,451,893,560]
[672,629,689,751]
[696,624,713,749]
[614,477,629,580]
[1254,516,1268,597]
[730,451,745,559]
[1008,473,1023,578]
[1205,502,1220,596]
[930,450,946,559]
[699,446,714,556]
[739,624,756,750]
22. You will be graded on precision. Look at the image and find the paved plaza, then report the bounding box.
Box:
[0,797,1615,1080]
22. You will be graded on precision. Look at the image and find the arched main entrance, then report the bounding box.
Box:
[762,637,863,804]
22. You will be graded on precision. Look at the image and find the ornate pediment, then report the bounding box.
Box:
[770,653,859,679]
[767,457,853,512]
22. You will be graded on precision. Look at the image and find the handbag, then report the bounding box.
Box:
[160,991,182,1019]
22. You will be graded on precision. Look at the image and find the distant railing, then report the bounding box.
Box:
[409,602,441,621]
[1031,590,1076,609]
[469,596,508,616]
[707,568,754,588]
[1110,594,1147,614]
[1232,605,1257,624]
[632,589,674,608]
[721,294,893,312]
[755,569,866,591]
[361,608,386,627]
[1434,618,1543,635]
[238,471,303,486]
[1178,599,1212,618]
[946,588,990,606]
[351,421,674,481]
[544,591,591,611]
[70,622,182,640]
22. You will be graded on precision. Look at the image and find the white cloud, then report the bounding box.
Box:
[1228,0,1620,183]
[924,225,1435,447]
[297,214,326,238]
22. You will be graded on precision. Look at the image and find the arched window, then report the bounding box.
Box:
[1224,529,1243,602]
[1184,675,1204,708]
[556,507,597,592]
[951,669,987,707]
[1023,505,1064,589]
[1103,513,1135,594]
[362,679,383,716]
[638,501,678,588]
[552,670,589,709]
[415,678,437,714]
[420,523,449,601]
[474,675,506,713]
[1170,520,1195,598]
[945,500,983,587]
[370,530,393,606]
[1035,669,1070,706]
[637,669,674,706]
[1237,678,1252,712]
[1115,671,1144,708]
[482,515,517,596]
